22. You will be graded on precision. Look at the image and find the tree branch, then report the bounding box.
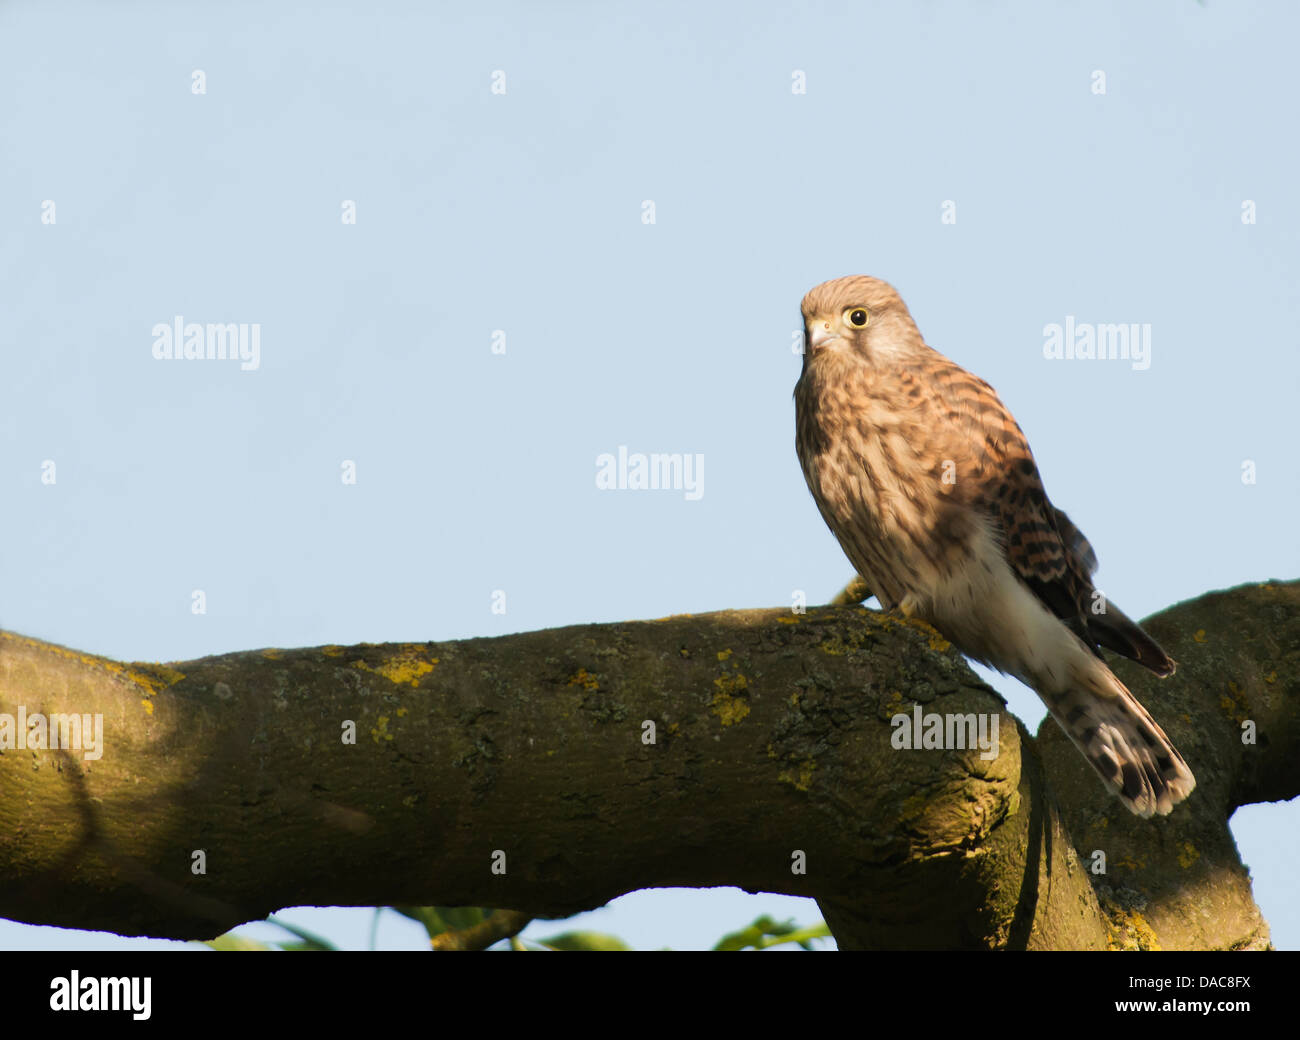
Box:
[0,580,1292,948]
[430,909,532,951]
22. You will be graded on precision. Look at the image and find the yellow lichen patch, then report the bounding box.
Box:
[567,668,599,691]
[716,649,732,661]
[1192,629,1207,643]
[370,715,394,743]
[712,690,751,726]
[1220,681,1249,724]
[321,645,344,657]
[1106,909,1162,952]
[901,615,951,652]
[125,662,187,697]
[776,615,801,625]
[142,699,154,716]
[712,667,751,725]
[777,758,817,792]
[367,649,438,687]
[1177,842,1200,869]
[714,671,749,697]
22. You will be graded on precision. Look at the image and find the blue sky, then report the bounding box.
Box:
[1,0,1296,950]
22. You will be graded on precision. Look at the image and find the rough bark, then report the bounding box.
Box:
[0,579,1293,949]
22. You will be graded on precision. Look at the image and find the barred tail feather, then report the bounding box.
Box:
[1043,675,1196,817]
[907,526,1194,816]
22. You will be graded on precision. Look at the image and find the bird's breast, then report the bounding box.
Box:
[795,366,963,604]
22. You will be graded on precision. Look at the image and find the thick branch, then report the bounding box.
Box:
[0,580,1293,948]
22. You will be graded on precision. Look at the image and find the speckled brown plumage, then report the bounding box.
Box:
[794,274,1193,816]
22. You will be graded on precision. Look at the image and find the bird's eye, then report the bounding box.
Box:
[845,308,869,328]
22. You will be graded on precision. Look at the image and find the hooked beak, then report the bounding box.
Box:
[809,320,839,350]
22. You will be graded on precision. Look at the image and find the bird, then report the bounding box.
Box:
[793,274,1195,817]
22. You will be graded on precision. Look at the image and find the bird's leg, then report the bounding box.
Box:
[892,594,948,644]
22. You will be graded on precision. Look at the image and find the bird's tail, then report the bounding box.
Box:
[1040,660,1196,817]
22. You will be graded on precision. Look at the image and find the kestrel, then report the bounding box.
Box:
[793,275,1195,817]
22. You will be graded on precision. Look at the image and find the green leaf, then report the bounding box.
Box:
[713,915,831,951]
[201,932,273,951]
[535,930,631,951]
[390,905,494,941]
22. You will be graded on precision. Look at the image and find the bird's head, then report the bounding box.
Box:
[799,275,920,367]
